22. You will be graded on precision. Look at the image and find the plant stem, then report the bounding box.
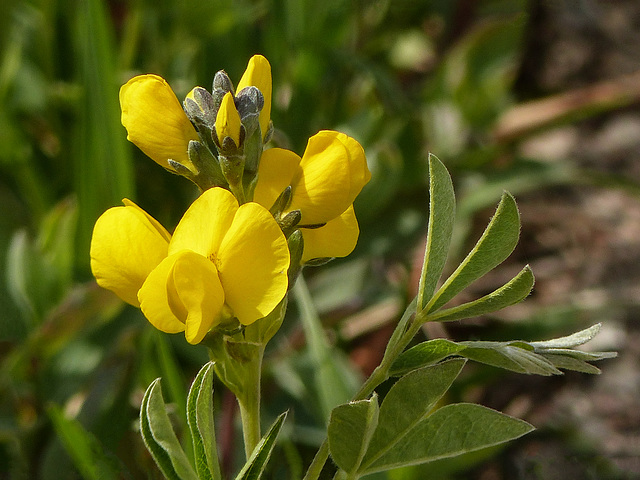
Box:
[238,351,262,458]
[302,304,428,480]
[302,441,330,480]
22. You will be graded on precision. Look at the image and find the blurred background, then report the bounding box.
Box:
[1,0,639,478]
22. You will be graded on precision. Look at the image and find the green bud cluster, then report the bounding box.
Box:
[180,70,272,202]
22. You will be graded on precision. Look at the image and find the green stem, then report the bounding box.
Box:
[302,441,330,480]
[302,304,428,480]
[238,351,262,458]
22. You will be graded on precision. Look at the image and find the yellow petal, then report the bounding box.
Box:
[215,92,242,146]
[138,253,188,334]
[301,205,360,263]
[171,251,225,344]
[169,187,238,258]
[138,251,225,343]
[90,200,170,307]
[120,74,199,173]
[288,131,370,225]
[330,131,372,200]
[288,132,352,225]
[217,202,290,325]
[252,148,301,208]
[237,55,272,139]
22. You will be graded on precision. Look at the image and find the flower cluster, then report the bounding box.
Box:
[91,55,370,343]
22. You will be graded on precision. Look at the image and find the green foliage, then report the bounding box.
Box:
[424,190,521,314]
[48,405,127,480]
[6,198,77,326]
[417,154,455,310]
[393,324,616,378]
[328,395,379,475]
[292,279,361,420]
[234,412,288,480]
[187,362,221,480]
[360,403,533,475]
[0,1,626,479]
[140,378,198,480]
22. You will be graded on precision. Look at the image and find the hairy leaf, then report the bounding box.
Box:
[141,379,198,480]
[426,192,520,313]
[361,404,533,474]
[187,362,221,480]
[363,359,466,468]
[328,395,379,474]
[418,154,456,310]
[235,412,288,480]
[390,339,465,377]
[427,265,534,323]
[459,341,562,376]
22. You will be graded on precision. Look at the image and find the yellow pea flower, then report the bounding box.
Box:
[236,55,272,139]
[120,74,199,174]
[90,188,290,344]
[299,206,360,264]
[215,92,242,147]
[253,130,370,261]
[90,199,171,307]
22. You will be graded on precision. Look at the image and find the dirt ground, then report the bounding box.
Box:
[466,1,640,478]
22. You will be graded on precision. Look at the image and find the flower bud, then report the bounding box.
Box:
[184,87,216,128]
[214,92,243,149]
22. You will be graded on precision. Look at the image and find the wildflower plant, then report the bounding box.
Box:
[89,55,616,479]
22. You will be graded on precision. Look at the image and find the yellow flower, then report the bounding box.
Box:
[90,188,290,344]
[120,74,200,174]
[253,130,370,262]
[90,199,171,307]
[236,55,272,140]
[215,92,242,146]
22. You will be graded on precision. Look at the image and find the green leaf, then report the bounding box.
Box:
[418,154,455,310]
[293,277,360,419]
[529,323,603,349]
[235,411,288,480]
[363,359,466,469]
[426,192,520,313]
[187,362,221,480]
[48,405,125,480]
[140,379,198,480]
[459,341,561,376]
[541,353,603,374]
[328,395,379,474]
[427,265,534,323]
[156,332,189,437]
[390,339,465,377]
[361,403,533,474]
[73,0,134,267]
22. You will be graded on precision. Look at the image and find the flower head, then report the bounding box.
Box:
[253,130,370,262]
[90,188,290,344]
[120,75,199,174]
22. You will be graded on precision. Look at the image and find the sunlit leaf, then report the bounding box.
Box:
[363,359,466,469]
[418,154,455,310]
[361,404,533,474]
[427,265,534,323]
[426,192,520,313]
